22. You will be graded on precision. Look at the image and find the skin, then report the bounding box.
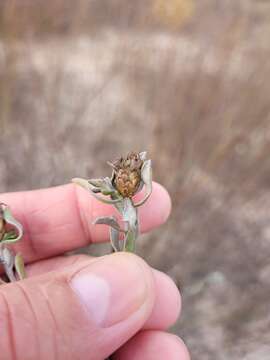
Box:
[0,182,190,360]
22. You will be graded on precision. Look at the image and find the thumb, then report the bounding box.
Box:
[0,253,155,360]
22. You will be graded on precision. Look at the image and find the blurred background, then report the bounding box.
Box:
[0,0,270,359]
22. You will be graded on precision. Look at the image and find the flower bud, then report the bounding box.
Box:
[112,152,143,198]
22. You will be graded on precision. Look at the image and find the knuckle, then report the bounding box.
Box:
[0,283,56,359]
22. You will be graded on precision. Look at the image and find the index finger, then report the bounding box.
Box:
[0,182,171,263]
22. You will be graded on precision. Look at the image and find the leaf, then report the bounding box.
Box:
[15,253,26,280]
[123,229,136,253]
[1,247,17,282]
[88,178,106,187]
[139,151,147,161]
[120,198,138,253]
[88,177,116,195]
[122,198,138,229]
[72,178,122,204]
[1,247,14,267]
[1,206,23,244]
[134,160,153,207]
[94,216,124,252]
[1,230,17,242]
[94,216,125,233]
[141,160,152,186]
[110,227,121,252]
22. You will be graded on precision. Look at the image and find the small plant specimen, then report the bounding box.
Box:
[73,152,152,253]
[0,203,25,283]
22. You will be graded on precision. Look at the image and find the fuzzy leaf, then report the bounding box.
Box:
[1,247,14,267]
[121,200,138,252]
[134,160,153,207]
[1,206,23,244]
[139,151,147,161]
[141,160,152,186]
[88,177,116,195]
[110,227,121,252]
[123,229,136,252]
[1,230,17,242]
[88,178,107,187]
[1,247,17,282]
[72,178,122,204]
[122,198,138,229]
[94,216,125,232]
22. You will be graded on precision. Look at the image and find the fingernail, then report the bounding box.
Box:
[70,254,148,328]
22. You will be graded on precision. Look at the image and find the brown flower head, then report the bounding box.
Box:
[72,151,152,253]
[110,152,144,198]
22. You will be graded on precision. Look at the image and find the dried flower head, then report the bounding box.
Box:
[110,152,143,198]
[73,151,152,252]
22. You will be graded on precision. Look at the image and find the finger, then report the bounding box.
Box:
[0,253,157,360]
[26,254,181,330]
[25,254,93,277]
[0,182,171,263]
[145,269,181,330]
[112,330,190,360]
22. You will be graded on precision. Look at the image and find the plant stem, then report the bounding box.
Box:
[121,198,139,253]
[124,229,136,252]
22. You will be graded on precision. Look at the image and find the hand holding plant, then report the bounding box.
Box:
[0,183,189,359]
[73,152,152,252]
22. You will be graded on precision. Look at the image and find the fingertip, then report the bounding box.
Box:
[169,334,190,360]
[139,182,172,233]
[144,269,181,330]
[167,334,191,360]
[69,252,155,328]
[0,253,158,360]
[113,330,190,360]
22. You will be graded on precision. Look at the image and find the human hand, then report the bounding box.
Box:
[0,182,190,360]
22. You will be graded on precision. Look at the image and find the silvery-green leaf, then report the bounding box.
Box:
[113,196,125,214]
[122,198,138,230]
[88,178,106,188]
[107,161,117,170]
[134,160,153,207]
[141,159,152,186]
[94,216,125,233]
[88,177,116,196]
[2,247,14,267]
[1,247,16,282]
[110,227,121,252]
[4,266,16,282]
[123,229,137,252]
[139,151,147,161]
[72,178,122,204]
[15,253,26,280]
[1,230,17,243]
[121,198,138,252]
[135,180,144,194]
[1,206,23,244]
